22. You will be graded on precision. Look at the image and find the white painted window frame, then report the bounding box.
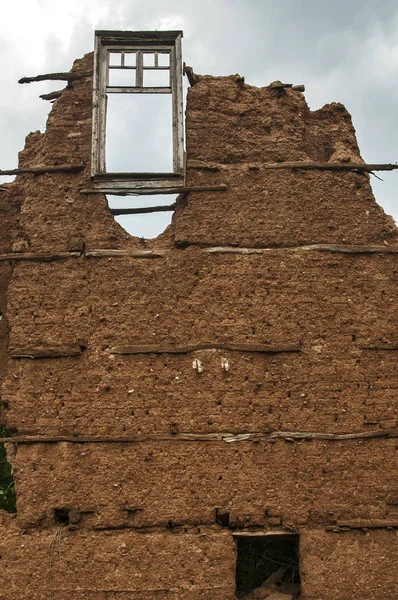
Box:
[92,30,184,195]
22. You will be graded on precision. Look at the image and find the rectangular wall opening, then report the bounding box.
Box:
[234,533,300,599]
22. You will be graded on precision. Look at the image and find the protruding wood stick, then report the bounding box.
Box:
[40,90,64,101]
[0,252,81,263]
[183,64,198,87]
[267,82,305,92]
[19,71,92,84]
[260,161,398,172]
[0,163,85,176]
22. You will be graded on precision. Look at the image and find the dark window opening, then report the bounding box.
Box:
[54,508,70,526]
[235,534,300,599]
[0,426,16,513]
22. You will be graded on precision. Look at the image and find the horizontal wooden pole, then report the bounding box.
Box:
[224,430,397,442]
[10,346,83,359]
[261,161,398,172]
[206,244,398,255]
[110,342,301,355]
[335,519,398,529]
[19,71,92,84]
[82,185,227,196]
[0,250,164,262]
[360,344,398,350]
[111,204,176,215]
[0,429,396,445]
[85,249,165,258]
[0,252,81,263]
[106,86,172,94]
[94,171,183,180]
[187,161,398,173]
[0,244,395,264]
[0,163,85,176]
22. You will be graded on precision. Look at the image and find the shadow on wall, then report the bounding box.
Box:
[0,426,16,513]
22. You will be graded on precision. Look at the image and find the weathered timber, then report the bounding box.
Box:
[260,161,398,172]
[223,430,398,442]
[0,163,85,176]
[109,342,301,355]
[359,343,398,350]
[206,244,398,255]
[183,64,199,87]
[81,184,227,195]
[336,520,398,529]
[260,567,284,588]
[187,160,221,172]
[111,204,176,215]
[0,252,81,263]
[19,71,92,84]
[10,346,84,359]
[267,82,305,92]
[85,249,165,258]
[0,429,396,445]
[40,90,64,101]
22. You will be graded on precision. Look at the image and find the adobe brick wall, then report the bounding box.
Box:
[0,52,397,599]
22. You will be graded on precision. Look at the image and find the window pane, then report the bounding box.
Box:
[124,52,136,67]
[105,94,173,172]
[144,69,170,88]
[109,52,122,66]
[143,52,155,66]
[108,68,136,87]
[158,53,170,67]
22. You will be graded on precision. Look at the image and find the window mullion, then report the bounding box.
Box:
[136,51,143,88]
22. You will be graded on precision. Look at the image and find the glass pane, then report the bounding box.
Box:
[105,94,173,172]
[143,52,155,66]
[158,53,170,67]
[108,68,136,87]
[124,52,136,67]
[109,52,122,66]
[144,69,170,88]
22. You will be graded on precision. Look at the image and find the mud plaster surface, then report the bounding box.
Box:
[0,53,397,599]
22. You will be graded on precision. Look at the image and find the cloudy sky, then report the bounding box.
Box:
[1,0,397,237]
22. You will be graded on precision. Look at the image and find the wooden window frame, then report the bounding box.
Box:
[92,30,184,195]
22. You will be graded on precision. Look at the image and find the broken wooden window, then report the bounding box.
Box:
[92,30,184,194]
[234,533,300,599]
